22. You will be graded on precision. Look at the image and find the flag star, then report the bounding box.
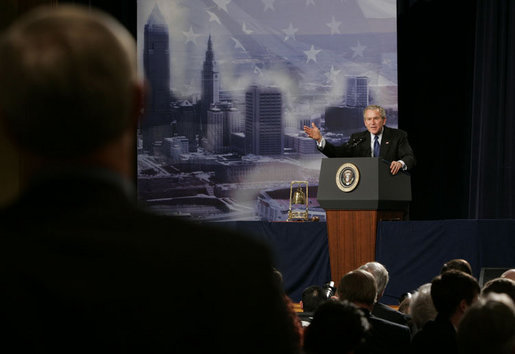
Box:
[282,22,298,41]
[242,22,253,34]
[253,65,263,76]
[206,10,221,25]
[324,65,341,83]
[304,45,321,63]
[306,0,316,6]
[183,26,201,46]
[231,37,246,52]
[213,0,231,13]
[262,0,275,11]
[327,16,342,35]
[351,40,366,58]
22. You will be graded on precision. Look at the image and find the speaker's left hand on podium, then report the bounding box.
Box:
[390,161,402,175]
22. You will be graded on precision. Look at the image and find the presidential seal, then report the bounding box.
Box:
[336,163,360,192]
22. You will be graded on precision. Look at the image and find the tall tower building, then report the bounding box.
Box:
[245,86,283,156]
[206,102,239,154]
[174,100,197,152]
[201,36,220,135]
[345,76,369,107]
[142,4,172,149]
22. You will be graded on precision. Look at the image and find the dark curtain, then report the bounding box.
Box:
[397,0,476,220]
[468,0,515,218]
[398,0,515,219]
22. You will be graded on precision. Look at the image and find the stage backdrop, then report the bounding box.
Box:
[137,0,398,221]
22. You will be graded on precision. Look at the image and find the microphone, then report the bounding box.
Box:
[348,136,366,148]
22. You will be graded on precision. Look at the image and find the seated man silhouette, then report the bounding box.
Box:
[457,293,515,354]
[337,270,410,354]
[303,299,370,354]
[359,261,411,327]
[0,5,298,353]
[411,270,480,354]
[298,285,328,327]
[440,258,473,275]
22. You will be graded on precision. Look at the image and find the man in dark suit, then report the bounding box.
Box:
[359,261,412,327]
[411,270,480,354]
[337,270,411,354]
[303,105,416,175]
[0,5,298,353]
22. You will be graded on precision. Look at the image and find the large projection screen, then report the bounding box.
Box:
[137,0,398,222]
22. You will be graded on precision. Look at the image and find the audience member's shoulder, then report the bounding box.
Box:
[373,302,410,326]
[368,313,410,341]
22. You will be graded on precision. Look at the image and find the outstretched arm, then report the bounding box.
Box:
[303,123,322,143]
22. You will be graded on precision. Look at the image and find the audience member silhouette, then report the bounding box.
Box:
[337,270,410,354]
[359,261,411,327]
[501,269,515,282]
[481,277,515,303]
[271,268,303,351]
[0,5,299,353]
[303,299,369,354]
[299,285,327,327]
[409,283,437,335]
[457,293,515,354]
[411,270,480,354]
[398,292,412,314]
[441,259,473,276]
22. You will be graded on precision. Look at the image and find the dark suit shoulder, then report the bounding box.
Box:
[372,302,411,326]
[368,314,410,337]
[357,313,410,354]
[383,125,407,137]
[411,317,457,354]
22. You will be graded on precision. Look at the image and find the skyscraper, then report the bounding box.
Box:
[201,36,220,135]
[173,100,197,152]
[206,102,239,154]
[345,76,369,107]
[245,86,283,156]
[142,4,172,150]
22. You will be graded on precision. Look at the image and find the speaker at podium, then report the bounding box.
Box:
[317,157,412,286]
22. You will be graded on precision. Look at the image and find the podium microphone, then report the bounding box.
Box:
[348,137,366,148]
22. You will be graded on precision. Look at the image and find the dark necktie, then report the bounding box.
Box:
[374,135,380,157]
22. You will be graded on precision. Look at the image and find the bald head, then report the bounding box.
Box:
[501,269,515,282]
[0,5,141,159]
[359,261,389,298]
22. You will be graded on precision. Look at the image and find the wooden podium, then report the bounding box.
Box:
[317,158,411,286]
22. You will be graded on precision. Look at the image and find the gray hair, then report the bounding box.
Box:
[458,293,515,354]
[359,262,389,298]
[409,283,437,331]
[363,105,386,119]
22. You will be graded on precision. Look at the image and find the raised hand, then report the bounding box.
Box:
[303,122,322,142]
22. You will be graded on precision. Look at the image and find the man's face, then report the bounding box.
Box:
[364,108,386,135]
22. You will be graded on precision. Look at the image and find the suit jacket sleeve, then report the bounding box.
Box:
[317,132,367,158]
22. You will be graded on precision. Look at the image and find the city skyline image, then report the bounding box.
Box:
[137,0,398,221]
